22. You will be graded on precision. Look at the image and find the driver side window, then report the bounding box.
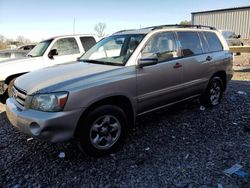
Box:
[51,38,80,56]
[142,32,179,62]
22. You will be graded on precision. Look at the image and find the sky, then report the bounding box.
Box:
[0,0,249,42]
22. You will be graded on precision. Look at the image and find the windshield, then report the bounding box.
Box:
[28,39,53,57]
[80,34,145,66]
[221,31,236,39]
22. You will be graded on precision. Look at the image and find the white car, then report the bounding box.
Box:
[0,34,100,96]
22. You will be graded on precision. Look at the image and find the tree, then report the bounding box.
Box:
[0,35,5,43]
[0,35,7,50]
[179,20,192,25]
[94,22,107,37]
[16,35,31,44]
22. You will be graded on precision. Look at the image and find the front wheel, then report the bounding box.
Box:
[200,77,223,107]
[77,105,128,157]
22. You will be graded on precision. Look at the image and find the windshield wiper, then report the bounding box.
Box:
[80,59,122,66]
[27,54,33,57]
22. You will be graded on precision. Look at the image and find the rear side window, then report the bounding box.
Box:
[177,31,202,57]
[204,32,223,52]
[80,37,96,52]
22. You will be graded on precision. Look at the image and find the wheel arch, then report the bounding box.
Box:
[210,71,227,91]
[5,72,28,85]
[74,95,135,138]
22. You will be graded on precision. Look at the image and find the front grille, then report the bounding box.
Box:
[13,85,27,106]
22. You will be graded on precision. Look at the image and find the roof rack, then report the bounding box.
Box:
[144,24,216,30]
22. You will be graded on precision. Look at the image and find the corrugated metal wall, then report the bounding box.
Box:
[192,8,250,39]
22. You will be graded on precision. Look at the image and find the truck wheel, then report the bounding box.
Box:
[7,78,16,97]
[77,105,128,157]
[200,77,223,107]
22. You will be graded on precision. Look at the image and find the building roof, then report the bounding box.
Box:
[192,6,250,14]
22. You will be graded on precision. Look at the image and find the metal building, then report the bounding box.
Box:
[192,6,250,39]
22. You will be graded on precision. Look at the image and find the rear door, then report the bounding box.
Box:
[176,31,212,97]
[136,32,184,113]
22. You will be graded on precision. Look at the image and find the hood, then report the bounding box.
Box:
[15,62,122,94]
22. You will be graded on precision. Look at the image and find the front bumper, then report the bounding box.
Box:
[6,97,84,142]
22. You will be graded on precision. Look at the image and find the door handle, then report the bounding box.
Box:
[206,56,213,61]
[173,63,182,69]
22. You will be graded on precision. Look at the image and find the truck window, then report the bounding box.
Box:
[51,38,80,56]
[177,31,203,57]
[28,39,52,57]
[80,37,96,52]
[204,32,223,52]
[142,32,179,62]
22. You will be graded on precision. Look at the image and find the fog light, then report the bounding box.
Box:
[30,122,41,136]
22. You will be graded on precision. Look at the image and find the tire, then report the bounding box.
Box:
[7,78,16,97]
[200,77,223,107]
[77,105,128,157]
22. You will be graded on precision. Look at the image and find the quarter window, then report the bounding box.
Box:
[204,32,223,52]
[177,31,202,57]
[51,38,80,56]
[142,32,178,62]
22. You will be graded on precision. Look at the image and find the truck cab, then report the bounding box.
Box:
[0,34,100,96]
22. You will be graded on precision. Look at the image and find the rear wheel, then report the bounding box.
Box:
[7,78,16,97]
[77,105,128,157]
[200,77,223,107]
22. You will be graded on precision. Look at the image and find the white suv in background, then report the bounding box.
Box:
[0,34,100,96]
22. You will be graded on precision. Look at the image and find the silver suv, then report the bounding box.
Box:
[6,25,233,157]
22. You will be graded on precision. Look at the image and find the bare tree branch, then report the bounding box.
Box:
[94,22,107,37]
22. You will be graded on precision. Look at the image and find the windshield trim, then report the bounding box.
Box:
[80,59,124,66]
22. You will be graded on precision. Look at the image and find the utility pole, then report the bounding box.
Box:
[73,17,75,34]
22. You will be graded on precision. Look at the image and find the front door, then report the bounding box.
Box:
[44,37,81,67]
[136,32,184,114]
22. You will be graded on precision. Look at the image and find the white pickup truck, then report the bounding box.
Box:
[0,34,100,96]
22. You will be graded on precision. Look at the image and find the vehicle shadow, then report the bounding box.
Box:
[0,92,8,104]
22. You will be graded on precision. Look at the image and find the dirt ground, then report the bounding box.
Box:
[233,53,250,81]
[0,53,249,187]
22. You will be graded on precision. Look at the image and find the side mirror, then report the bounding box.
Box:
[48,49,58,59]
[237,34,241,38]
[138,57,158,68]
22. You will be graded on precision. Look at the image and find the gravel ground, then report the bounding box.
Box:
[0,76,250,187]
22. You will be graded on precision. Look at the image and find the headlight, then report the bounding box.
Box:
[29,92,68,112]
